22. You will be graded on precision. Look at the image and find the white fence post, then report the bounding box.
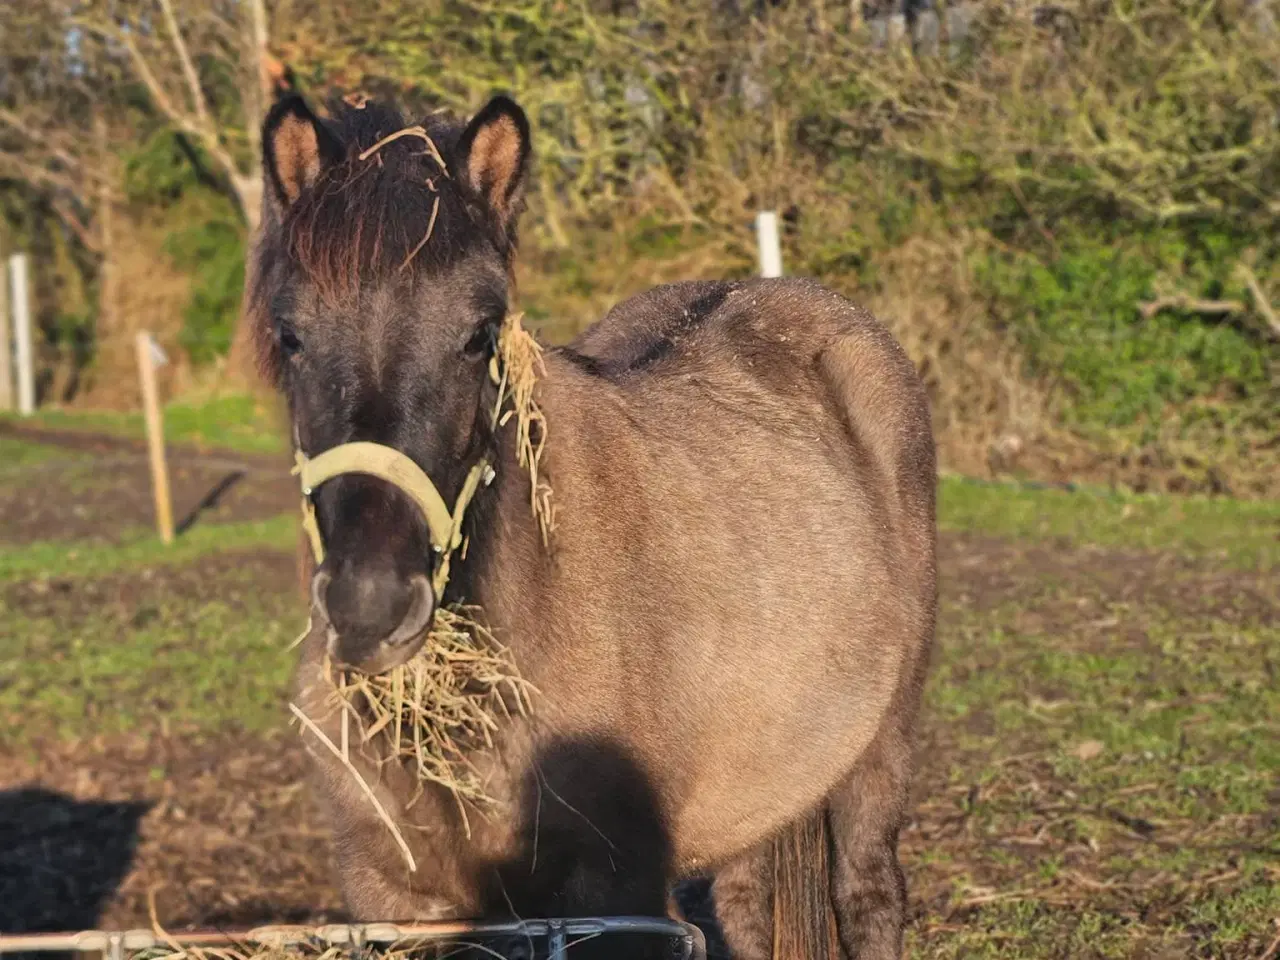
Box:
[756,211,783,279]
[9,254,34,416]
[0,251,11,411]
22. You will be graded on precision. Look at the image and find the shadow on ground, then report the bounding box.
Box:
[0,787,150,933]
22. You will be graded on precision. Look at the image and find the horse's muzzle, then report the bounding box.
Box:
[309,570,435,674]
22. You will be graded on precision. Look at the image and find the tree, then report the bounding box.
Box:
[76,0,274,234]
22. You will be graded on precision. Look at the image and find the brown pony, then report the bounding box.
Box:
[248,90,936,960]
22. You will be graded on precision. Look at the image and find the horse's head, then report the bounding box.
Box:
[249,92,531,673]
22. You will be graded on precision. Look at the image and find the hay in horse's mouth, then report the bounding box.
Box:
[296,606,534,848]
[334,606,533,804]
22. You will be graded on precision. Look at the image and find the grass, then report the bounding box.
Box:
[0,392,287,456]
[938,474,1280,570]
[0,435,89,471]
[904,552,1280,957]
[0,514,298,582]
[0,556,302,739]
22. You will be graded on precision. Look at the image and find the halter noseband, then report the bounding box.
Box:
[292,443,493,597]
[290,327,524,599]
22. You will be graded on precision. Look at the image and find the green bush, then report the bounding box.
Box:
[163,213,245,366]
[123,130,247,366]
[976,229,1271,430]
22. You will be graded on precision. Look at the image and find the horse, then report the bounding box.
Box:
[246,89,937,960]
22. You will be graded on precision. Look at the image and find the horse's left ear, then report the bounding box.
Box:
[262,93,344,211]
[455,95,531,233]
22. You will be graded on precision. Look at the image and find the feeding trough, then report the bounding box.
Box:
[0,918,706,960]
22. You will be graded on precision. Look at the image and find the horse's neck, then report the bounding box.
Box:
[449,419,550,628]
[451,355,590,639]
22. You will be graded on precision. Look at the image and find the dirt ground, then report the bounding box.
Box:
[0,423,296,543]
[2,428,1276,957]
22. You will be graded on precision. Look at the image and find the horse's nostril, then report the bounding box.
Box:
[308,568,434,669]
[383,575,435,647]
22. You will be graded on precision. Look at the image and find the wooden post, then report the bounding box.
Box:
[9,253,34,415]
[0,246,11,411]
[756,210,783,278]
[136,331,174,544]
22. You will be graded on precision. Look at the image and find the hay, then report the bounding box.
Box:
[356,125,450,176]
[296,606,534,846]
[490,311,556,546]
[334,608,533,807]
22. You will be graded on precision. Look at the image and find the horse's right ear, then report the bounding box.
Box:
[262,94,343,211]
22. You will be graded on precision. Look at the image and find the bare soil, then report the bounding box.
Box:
[0,424,295,544]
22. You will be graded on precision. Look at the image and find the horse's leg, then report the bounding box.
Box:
[826,723,913,960]
[711,844,773,960]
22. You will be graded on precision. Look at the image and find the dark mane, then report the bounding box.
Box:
[248,97,517,382]
[291,100,509,295]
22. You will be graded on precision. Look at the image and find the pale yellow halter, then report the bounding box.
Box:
[291,356,507,598]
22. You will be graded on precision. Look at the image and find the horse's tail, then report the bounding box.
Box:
[772,809,839,960]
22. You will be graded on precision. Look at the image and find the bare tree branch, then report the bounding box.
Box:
[243,0,270,185]
[0,150,83,195]
[0,109,84,173]
[1236,263,1280,340]
[0,109,119,190]
[51,197,104,254]
[112,25,185,128]
[157,0,212,128]
[86,14,253,222]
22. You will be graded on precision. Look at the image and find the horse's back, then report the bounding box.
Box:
[558,274,934,584]
[563,276,934,537]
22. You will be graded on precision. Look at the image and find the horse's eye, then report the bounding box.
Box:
[463,322,494,357]
[279,321,303,357]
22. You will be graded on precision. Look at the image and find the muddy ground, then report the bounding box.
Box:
[0,422,295,544]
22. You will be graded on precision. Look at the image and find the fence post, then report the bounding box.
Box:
[136,331,174,544]
[756,211,783,279]
[0,248,11,411]
[9,253,34,416]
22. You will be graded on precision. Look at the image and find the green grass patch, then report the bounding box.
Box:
[0,392,286,456]
[0,435,89,471]
[938,474,1280,570]
[913,563,1280,957]
[0,561,302,739]
[0,514,298,583]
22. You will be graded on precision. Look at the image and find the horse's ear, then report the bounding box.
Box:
[262,93,343,211]
[455,95,531,232]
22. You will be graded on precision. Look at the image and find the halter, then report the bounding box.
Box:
[291,358,507,598]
